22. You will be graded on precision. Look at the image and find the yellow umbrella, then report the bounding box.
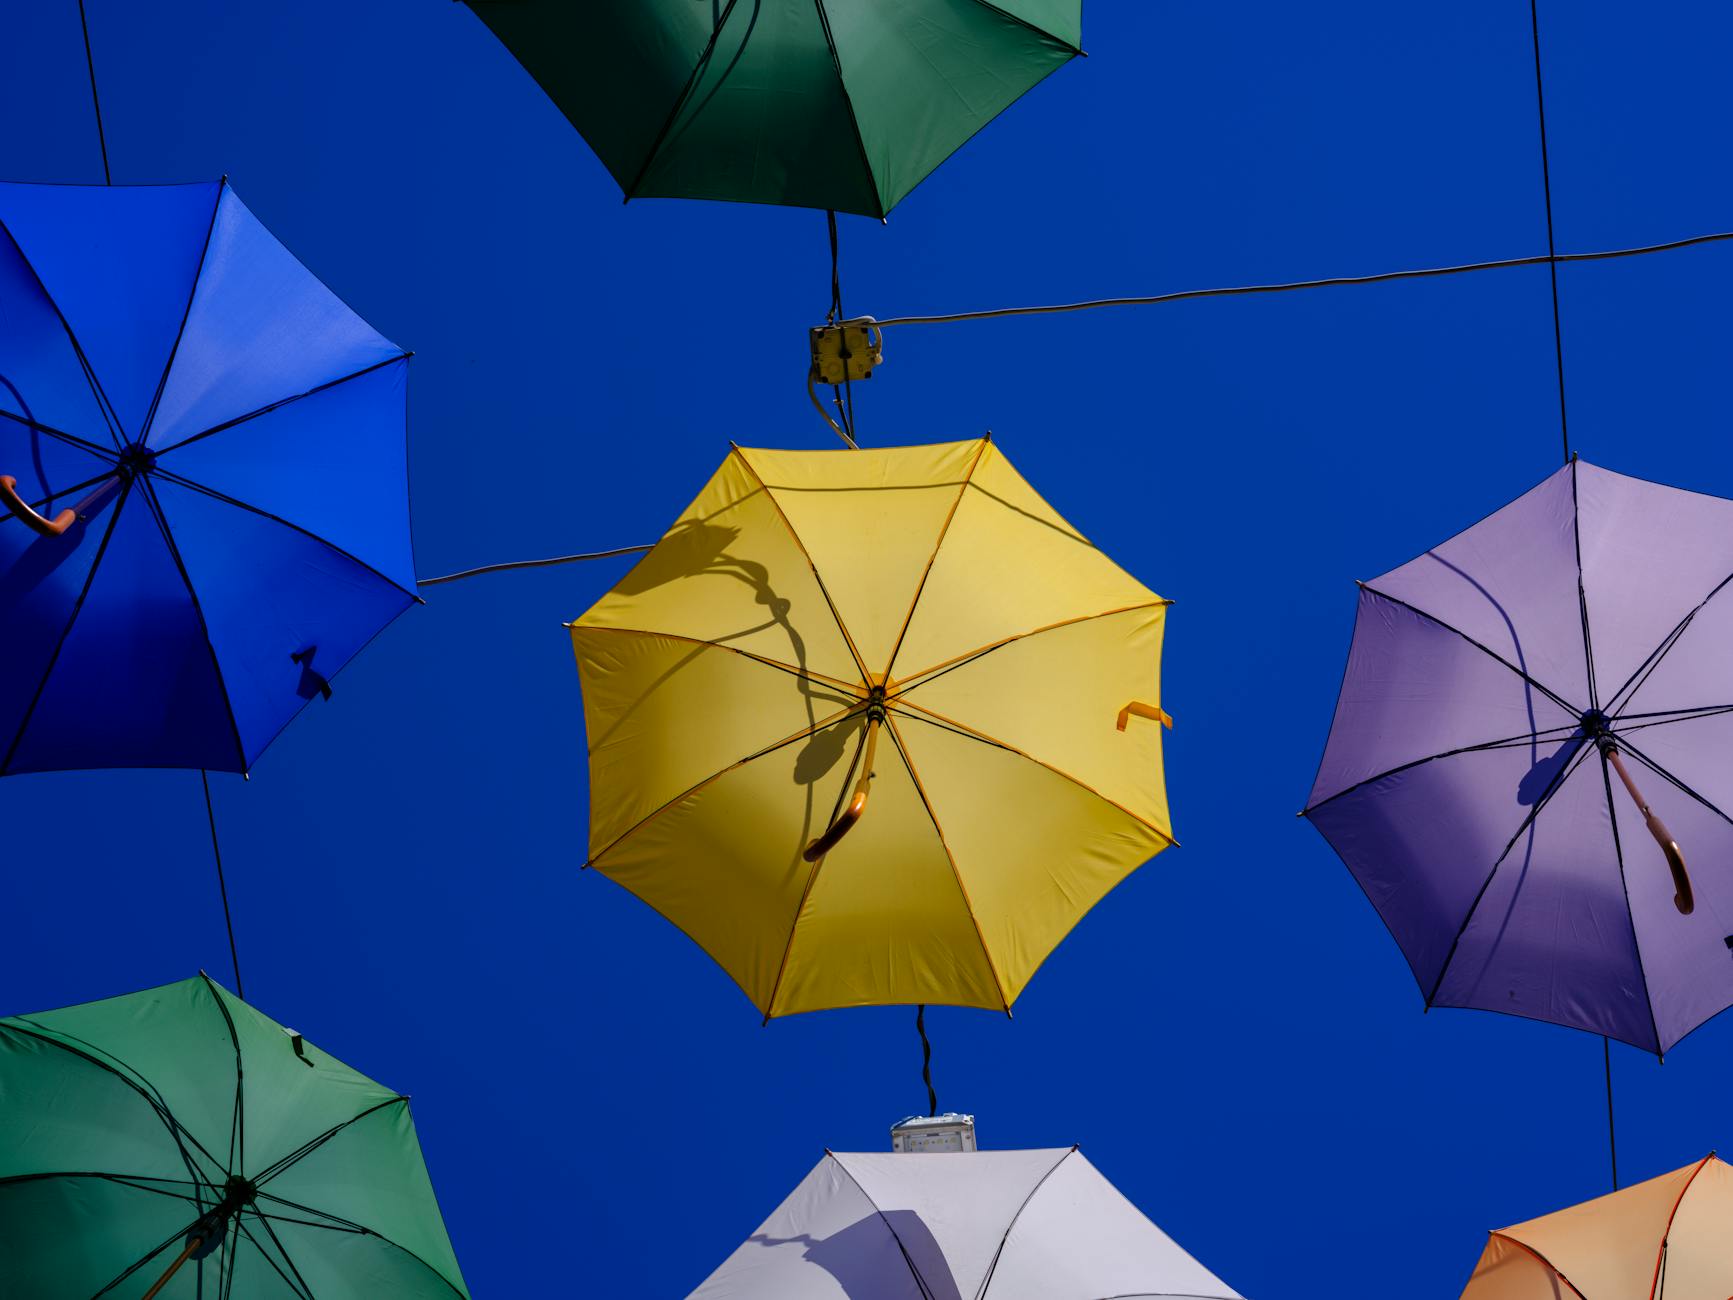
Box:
[1460,1154,1732,1299]
[570,437,1173,1018]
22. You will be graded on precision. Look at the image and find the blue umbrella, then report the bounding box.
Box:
[0,179,416,777]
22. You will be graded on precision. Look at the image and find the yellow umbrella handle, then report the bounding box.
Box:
[0,474,76,537]
[804,714,881,863]
[1117,701,1173,731]
[1605,745,1694,916]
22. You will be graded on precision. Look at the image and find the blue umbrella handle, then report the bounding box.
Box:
[1606,746,1694,916]
[0,474,76,537]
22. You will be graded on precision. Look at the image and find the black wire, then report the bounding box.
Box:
[416,544,653,586]
[202,772,244,1000]
[1604,1036,1619,1189]
[915,1004,936,1117]
[826,209,859,447]
[76,0,111,185]
[1529,0,1569,464]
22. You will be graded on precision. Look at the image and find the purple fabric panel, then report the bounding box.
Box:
[1433,750,1656,1050]
[1370,464,1589,709]
[1307,741,1569,997]
[1615,570,1733,721]
[1578,462,1733,709]
[1308,587,1577,808]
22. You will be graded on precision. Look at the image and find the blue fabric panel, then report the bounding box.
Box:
[7,484,242,774]
[0,216,115,444]
[149,476,414,767]
[0,480,121,772]
[0,182,220,442]
[145,187,402,448]
[159,358,414,590]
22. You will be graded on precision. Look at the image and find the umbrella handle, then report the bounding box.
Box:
[140,1234,203,1300]
[0,474,76,537]
[1117,701,1173,731]
[803,714,881,863]
[1606,746,1694,916]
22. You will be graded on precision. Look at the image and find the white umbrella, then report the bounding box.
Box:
[690,1147,1244,1299]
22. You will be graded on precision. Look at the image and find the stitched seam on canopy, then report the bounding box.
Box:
[730,445,872,682]
[1569,460,1600,710]
[569,624,859,695]
[150,353,410,458]
[893,699,1176,845]
[892,601,1168,695]
[136,479,250,772]
[1,477,130,774]
[586,700,860,867]
[1598,751,1664,1054]
[885,712,1013,1011]
[137,180,224,445]
[813,0,889,218]
[1487,1233,1589,1300]
[976,1146,1077,1299]
[883,437,990,679]
[827,1153,941,1300]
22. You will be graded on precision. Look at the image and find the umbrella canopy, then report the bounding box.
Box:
[691,1146,1244,1299]
[0,179,416,777]
[461,0,1083,218]
[0,974,468,1298]
[1304,459,1733,1055]
[571,437,1171,1017]
[1460,1153,1732,1299]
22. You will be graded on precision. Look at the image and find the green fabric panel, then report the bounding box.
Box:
[0,1175,198,1299]
[464,0,713,191]
[258,1216,471,1299]
[826,0,1078,212]
[638,0,882,215]
[260,1101,469,1296]
[975,0,1082,48]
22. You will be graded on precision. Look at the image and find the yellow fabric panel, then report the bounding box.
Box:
[897,605,1170,830]
[1500,1160,1699,1300]
[891,712,1170,1002]
[591,710,869,1012]
[891,443,1162,680]
[768,724,1005,1017]
[573,626,857,857]
[736,440,985,674]
[573,452,862,683]
[1459,1235,1579,1300]
[1651,1157,1733,1300]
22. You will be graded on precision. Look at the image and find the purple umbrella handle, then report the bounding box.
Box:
[803,713,881,863]
[1606,745,1694,916]
[0,474,76,537]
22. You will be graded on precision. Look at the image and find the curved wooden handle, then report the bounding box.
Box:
[1607,747,1695,916]
[0,474,76,537]
[804,715,881,863]
[1117,701,1173,731]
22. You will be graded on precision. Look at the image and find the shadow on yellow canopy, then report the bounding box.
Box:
[1460,1153,1733,1299]
[569,437,1172,1018]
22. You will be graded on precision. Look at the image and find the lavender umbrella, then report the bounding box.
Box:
[1304,458,1733,1057]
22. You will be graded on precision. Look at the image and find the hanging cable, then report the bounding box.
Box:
[825,209,859,448]
[76,0,111,185]
[417,544,654,587]
[1604,1037,1619,1190]
[202,771,243,999]
[1530,0,1570,464]
[916,1004,937,1117]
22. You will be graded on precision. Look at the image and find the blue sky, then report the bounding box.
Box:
[5,2,1733,1295]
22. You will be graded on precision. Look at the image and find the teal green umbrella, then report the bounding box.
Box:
[462,0,1084,217]
[0,975,468,1298]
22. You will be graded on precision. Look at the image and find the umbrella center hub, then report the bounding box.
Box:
[117,443,156,480]
[865,684,887,722]
[1581,708,1613,743]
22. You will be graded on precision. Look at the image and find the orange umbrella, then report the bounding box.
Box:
[1460,1153,1731,1299]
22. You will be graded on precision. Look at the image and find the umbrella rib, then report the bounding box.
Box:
[586,700,861,868]
[1649,1155,1714,1300]
[0,407,119,461]
[0,476,131,774]
[1612,735,1733,834]
[250,1205,470,1299]
[238,1212,318,1300]
[89,1214,209,1298]
[963,0,1085,55]
[1487,1233,1590,1300]
[1359,583,1581,717]
[825,1153,941,1300]
[135,480,250,773]
[136,179,224,445]
[619,0,741,200]
[890,601,1169,697]
[1605,567,1733,716]
[0,467,121,526]
[882,438,990,680]
[1597,749,1664,1054]
[0,212,126,448]
[251,1095,407,1188]
[150,464,422,604]
[729,447,873,681]
[1424,743,1596,1008]
[813,0,888,218]
[570,624,858,694]
[198,973,247,1179]
[1569,460,1601,709]
[254,1189,370,1233]
[975,1146,1077,1300]
[149,353,411,459]
[1302,725,1585,816]
[883,712,1013,1012]
[893,699,1176,845]
[0,1171,205,1207]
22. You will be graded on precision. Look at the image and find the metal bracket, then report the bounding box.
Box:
[809,317,883,386]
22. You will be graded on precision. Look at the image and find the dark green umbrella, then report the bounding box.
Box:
[0,975,468,1298]
[462,0,1084,217]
